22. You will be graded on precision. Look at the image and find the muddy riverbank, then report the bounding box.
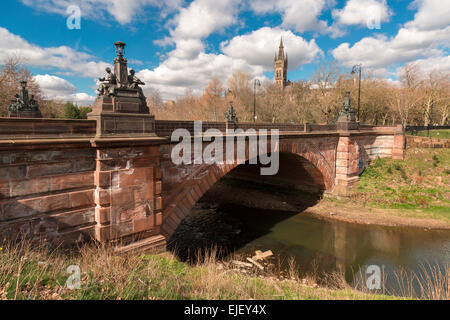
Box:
[200,178,450,230]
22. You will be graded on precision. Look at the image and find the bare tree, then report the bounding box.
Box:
[201,78,224,121]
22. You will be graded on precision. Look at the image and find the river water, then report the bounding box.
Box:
[168,201,450,298]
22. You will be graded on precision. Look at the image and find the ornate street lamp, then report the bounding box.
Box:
[351,64,362,122]
[114,41,126,58]
[20,80,27,89]
[253,79,261,123]
[225,88,238,122]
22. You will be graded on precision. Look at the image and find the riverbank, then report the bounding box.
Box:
[202,177,450,230]
[307,199,450,230]
[0,242,401,300]
[349,147,449,223]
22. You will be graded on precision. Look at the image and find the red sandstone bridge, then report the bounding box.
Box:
[0,118,404,252]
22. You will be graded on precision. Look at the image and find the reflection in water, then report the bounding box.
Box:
[168,203,449,297]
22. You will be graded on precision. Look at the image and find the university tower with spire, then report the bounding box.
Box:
[274,38,289,89]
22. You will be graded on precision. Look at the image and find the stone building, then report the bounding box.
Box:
[274,38,291,89]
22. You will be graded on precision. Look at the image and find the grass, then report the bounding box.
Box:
[349,147,450,221]
[0,241,404,300]
[407,129,450,139]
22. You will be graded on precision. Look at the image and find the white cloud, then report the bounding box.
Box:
[34,74,77,96]
[332,0,450,72]
[405,0,450,31]
[142,0,329,100]
[157,0,240,60]
[332,27,450,68]
[34,74,96,105]
[21,0,183,25]
[170,39,205,60]
[406,55,450,75]
[143,0,252,99]
[332,0,392,27]
[249,0,335,34]
[385,78,401,87]
[0,27,110,78]
[137,53,264,100]
[170,0,239,40]
[221,27,322,70]
[71,92,97,105]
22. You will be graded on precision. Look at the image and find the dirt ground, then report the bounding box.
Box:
[202,179,450,230]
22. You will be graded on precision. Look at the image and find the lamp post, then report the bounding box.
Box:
[253,79,261,123]
[351,64,362,122]
[113,41,128,88]
[225,89,238,123]
[114,41,126,58]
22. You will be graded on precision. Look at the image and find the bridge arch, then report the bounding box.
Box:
[160,138,337,239]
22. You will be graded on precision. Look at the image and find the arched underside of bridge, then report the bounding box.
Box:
[160,151,333,240]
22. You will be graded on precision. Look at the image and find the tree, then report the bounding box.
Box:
[64,102,81,119]
[201,78,224,121]
[226,70,254,121]
[147,89,165,116]
[79,106,92,119]
[435,76,450,125]
[39,99,66,118]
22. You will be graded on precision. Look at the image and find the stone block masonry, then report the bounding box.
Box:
[0,143,97,245]
[0,118,404,253]
[406,135,450,148]
[92,143,163,247]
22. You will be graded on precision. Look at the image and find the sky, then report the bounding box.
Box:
[0,0,449,105]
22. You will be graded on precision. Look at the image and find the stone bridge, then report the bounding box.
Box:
[0,117,404,252]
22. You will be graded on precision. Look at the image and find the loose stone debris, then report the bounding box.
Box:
[246,257,264,270]
[228,250,274,272]
[231,260,253,268]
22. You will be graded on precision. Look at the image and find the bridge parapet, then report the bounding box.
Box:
[155,120,340,138]
[0,118,96,140]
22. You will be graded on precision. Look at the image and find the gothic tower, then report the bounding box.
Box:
[274,38,288,89]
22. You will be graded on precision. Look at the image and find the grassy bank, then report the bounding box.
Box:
[0,242,402,300]
[348,147,450,222]
[407,129,450,139]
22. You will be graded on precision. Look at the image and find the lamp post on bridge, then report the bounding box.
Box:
[253,79,261,123]
[351,64,362,122]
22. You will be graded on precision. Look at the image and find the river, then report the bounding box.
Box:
[168,200,450,298]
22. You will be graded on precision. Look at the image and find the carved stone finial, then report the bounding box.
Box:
[337,91,357,130]
[341,91,352,114]
[8,80,42,118]
[89,41,150,119]
[225,101,238,122]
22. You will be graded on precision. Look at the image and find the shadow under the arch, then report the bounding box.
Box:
[167,175,324,263]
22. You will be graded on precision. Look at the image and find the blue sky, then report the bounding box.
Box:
[0,0,449,104]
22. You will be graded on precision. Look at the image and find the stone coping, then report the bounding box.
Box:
[0,117,401,143]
